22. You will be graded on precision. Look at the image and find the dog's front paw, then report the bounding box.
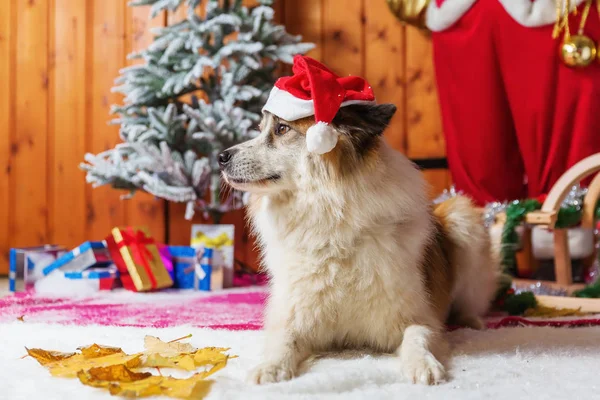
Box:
[248,361,295,385]
[402,351,446,385]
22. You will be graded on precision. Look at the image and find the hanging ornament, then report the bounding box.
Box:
[386,0,431,30]
[555,0,597,67]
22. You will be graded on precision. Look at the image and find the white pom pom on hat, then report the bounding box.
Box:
[262,55,376,154]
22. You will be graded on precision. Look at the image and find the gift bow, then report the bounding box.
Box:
[192,232,233,250]
[118,228,157,289]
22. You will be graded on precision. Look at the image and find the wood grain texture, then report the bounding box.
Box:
[125,5,166,242]
[49,0,87,248]
[322,0,364,75]
[13,0,49,247]
[284,0,322,60]
[88,0,127,241]
[0,0,14,273]
[364,3,405,153]
[405,27,444,159]
[422,169,452,199]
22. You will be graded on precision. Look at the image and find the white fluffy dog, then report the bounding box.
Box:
[220,102,498,385]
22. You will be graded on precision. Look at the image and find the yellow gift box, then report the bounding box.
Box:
[106,227,173,292]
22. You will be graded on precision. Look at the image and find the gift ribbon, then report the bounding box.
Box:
[117,228,157,289]
[191,232,233,250]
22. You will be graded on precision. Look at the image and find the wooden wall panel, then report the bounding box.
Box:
[14,0,49,247]
[88,0,128,241]
[0,0,13,272]
[125,6,166,242]
[49,0,87,248]
[405,27,445,159]
[284,0,322,60]
[364,4,405,153]
[405,27,449,196]
[322,0,364,75]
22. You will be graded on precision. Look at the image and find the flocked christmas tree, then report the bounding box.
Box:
[81,0,313,221]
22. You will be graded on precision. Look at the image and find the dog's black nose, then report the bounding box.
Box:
[218,150,233,167]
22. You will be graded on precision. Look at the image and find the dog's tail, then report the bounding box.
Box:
[434,195,501,322]
[433,196,486,250]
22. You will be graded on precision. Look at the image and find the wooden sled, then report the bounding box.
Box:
[495,153,600,313]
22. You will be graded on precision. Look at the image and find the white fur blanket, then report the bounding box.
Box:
[3,322,600,399]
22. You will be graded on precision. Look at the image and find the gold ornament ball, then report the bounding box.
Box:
[559,35,597,68]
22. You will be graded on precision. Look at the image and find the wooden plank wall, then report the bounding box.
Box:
[0,0,449,274]
[0,0,165,274]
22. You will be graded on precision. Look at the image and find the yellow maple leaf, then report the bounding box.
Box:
[109,374,214,399]
[26,348,77,366]
[193,347,231,368]
[143,335,196,357]
[78,344,124,358]
[26,334,232,399]
[49,353,143,378]
[78,365,152,388]
[142,353,197,371]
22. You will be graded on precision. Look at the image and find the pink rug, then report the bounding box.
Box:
[0,288,267,330]
[3,288,600,331]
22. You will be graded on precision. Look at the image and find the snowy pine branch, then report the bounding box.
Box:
[82,0,314,219]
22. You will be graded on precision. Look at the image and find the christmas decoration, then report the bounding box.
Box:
[106,227,173,292]
[262,55,376,155]
[386,0,430,29]
[169,245,197,289]
[9,245,66,292]
[42,242,111,276]
[555,0,597,68]
[191,224,234,289]
[80,0,314,221]
[413,0,600,206]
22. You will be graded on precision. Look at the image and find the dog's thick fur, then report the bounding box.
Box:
[221,103,499,385]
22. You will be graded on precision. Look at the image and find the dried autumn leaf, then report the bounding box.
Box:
[26,348,77,366]
[144,335,195,357]
[161,375,214,399]
[109,374,214,399]
[193,347,231,368]
[49,353,143,378]
[142,353,196,371]
[109,376,164,398]
[78,343,124,358]
[78,364,152,388]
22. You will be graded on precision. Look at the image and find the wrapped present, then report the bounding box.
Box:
[168,246,196,289]
[35,266,119,295]
[191,225,234,288]
[42,241,111,276]
[157,243,175,281]
[168,245,221,291]
[106,227,173,292]
[196,247,219,291]
[9,245,66,292]
[63,267,120,291]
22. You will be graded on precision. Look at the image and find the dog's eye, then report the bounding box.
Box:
[275,123,290,136]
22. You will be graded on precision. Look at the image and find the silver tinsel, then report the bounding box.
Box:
[512,281,569,297]
[561,184,587,209]
[432,185,461,204]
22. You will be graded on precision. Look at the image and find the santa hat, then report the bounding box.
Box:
[262,55,376,154]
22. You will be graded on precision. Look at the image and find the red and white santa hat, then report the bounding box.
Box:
[262,55,376,154]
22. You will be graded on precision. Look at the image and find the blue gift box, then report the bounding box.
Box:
[168,246,220,291]
[168,246,196,289]
[42,241,111,276]
[9,245,66,292]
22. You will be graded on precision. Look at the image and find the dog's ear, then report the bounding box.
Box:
[331,103,397,157]
[332,103,397,137]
